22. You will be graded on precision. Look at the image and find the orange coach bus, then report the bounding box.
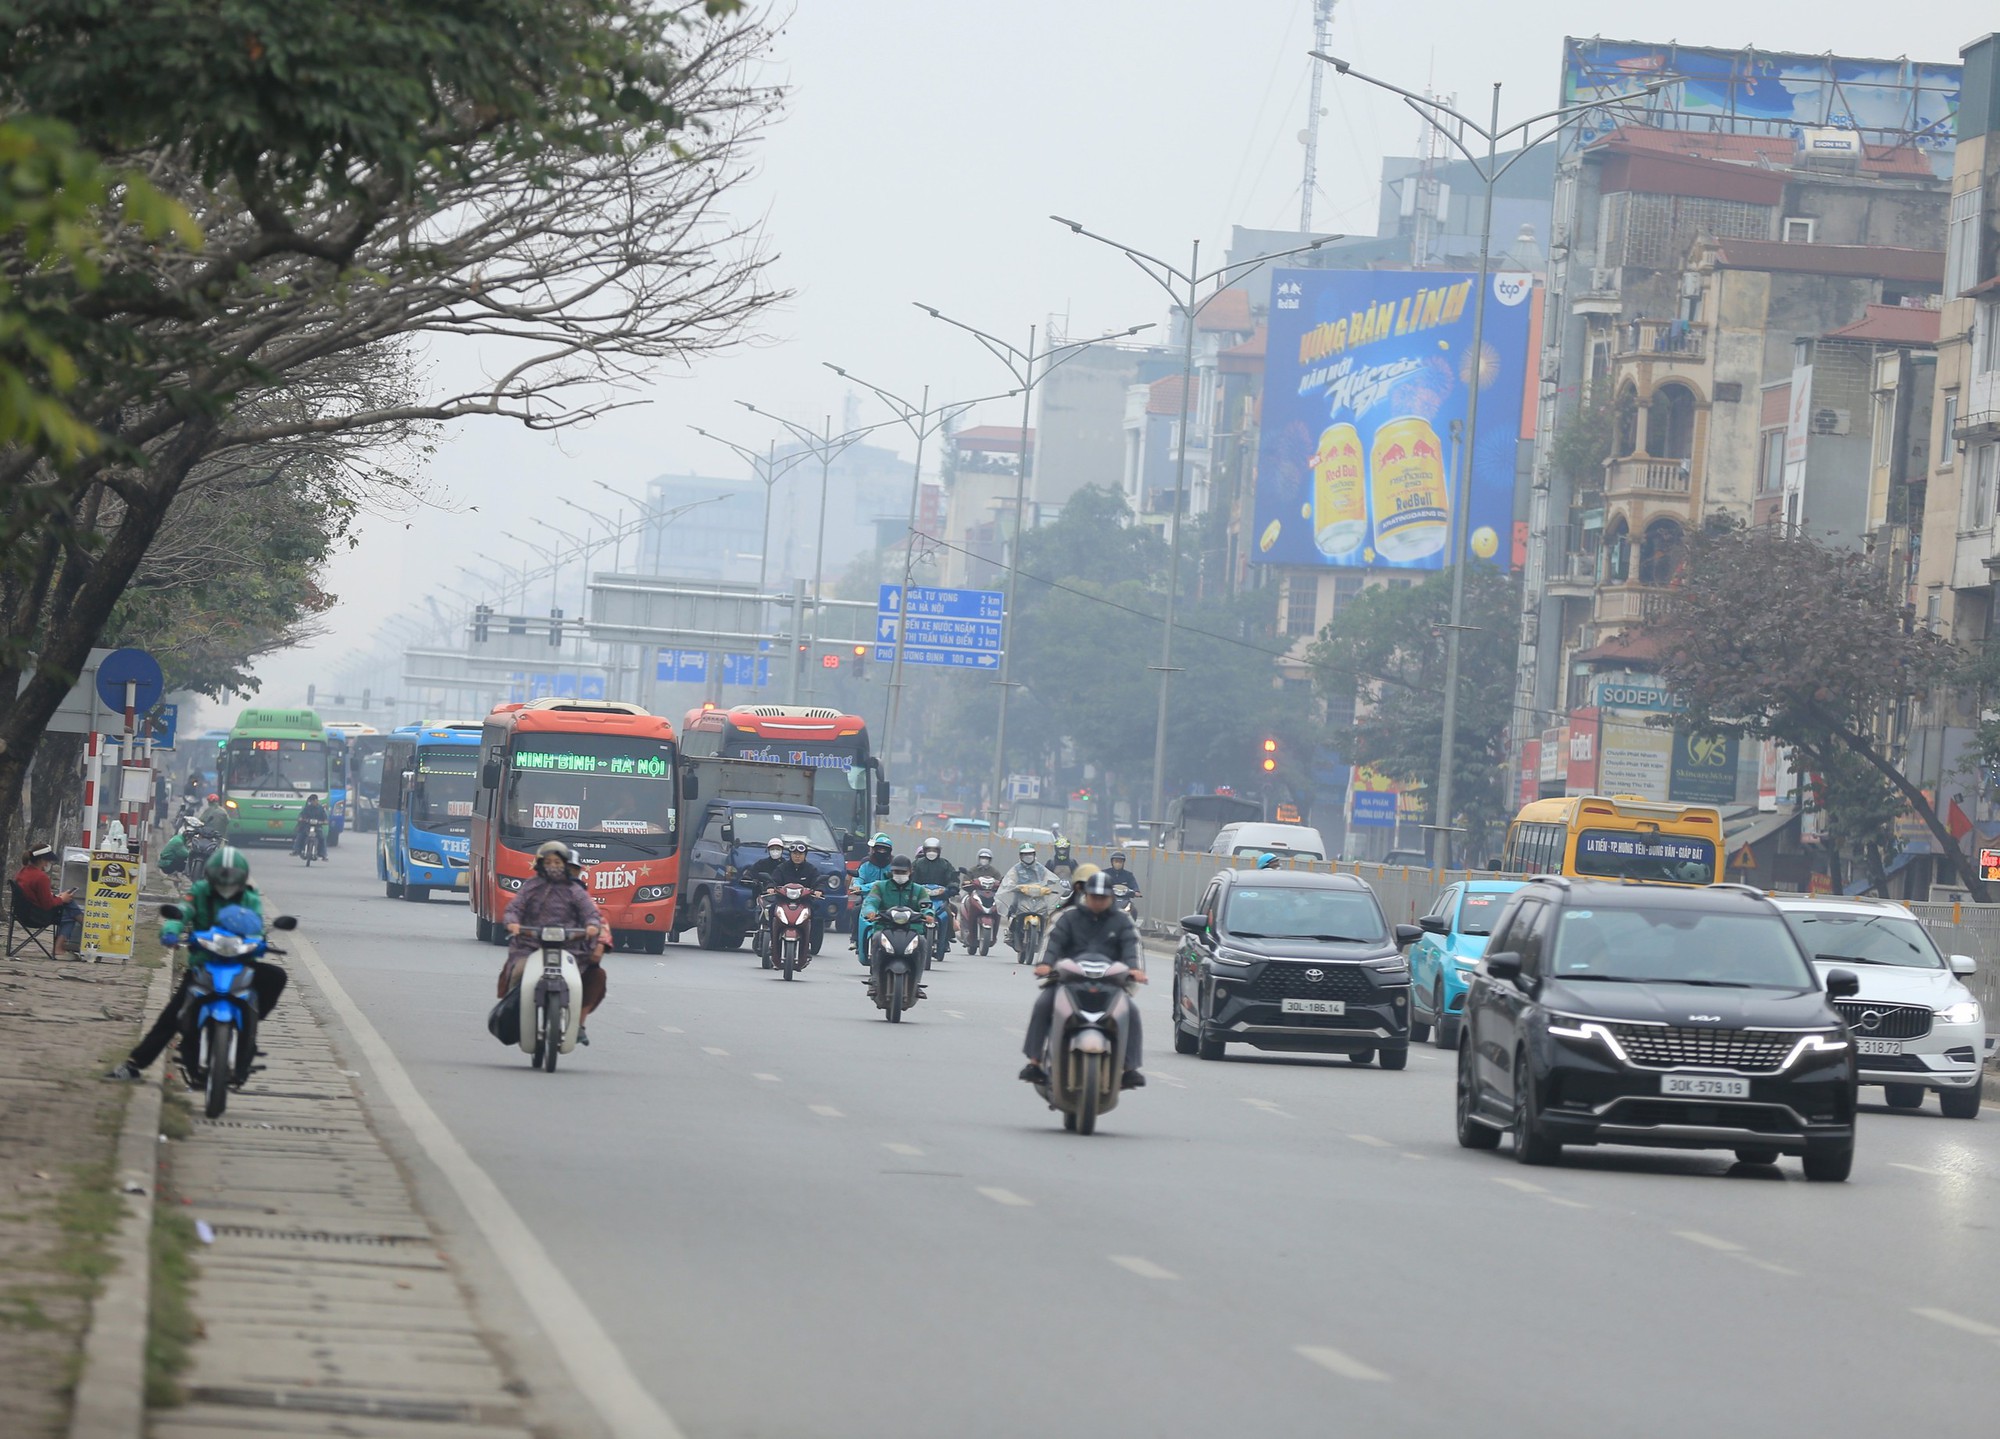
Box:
[469,699,680,953]
[679,703,888,865]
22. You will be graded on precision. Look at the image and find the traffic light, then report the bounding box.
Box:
[549,607,563,646]
[473,604,491,642]
[1261,737,1278,773]
[851,643,868,678]
[306,684,316,706]
[821,653,840,670]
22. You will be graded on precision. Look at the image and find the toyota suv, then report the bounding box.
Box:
[1456,877,1860,1181]
[1768,894,1986,1119]
[1172,869,1418,1068]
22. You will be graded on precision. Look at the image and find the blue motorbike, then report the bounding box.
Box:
[159,903,297,1117]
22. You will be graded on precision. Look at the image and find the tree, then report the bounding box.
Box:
[1636,523,1981,898]
[1801,748,1901,896]
[1306,566,1519,860]
[0,0,778,848]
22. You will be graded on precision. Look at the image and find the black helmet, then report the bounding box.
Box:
[1081,870,1114,897]
[889,853,913,878]
[786,837,808,855]
[1111,850,1128,864]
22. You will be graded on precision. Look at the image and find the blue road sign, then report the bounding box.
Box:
[877,585,1004,668]
[95,648,163,714]
[720,654,771,688]
[142,702,179,750]
[655,649,710,685]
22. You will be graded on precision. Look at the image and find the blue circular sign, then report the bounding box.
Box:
[95,648,164,715]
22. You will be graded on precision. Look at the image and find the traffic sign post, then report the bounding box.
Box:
[877,585,1004,670]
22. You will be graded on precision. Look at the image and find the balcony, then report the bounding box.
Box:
[1593,584,1676,626]
[1614,318,1707,362]
[1603,457,1693,500]
[1544,549,1599,597]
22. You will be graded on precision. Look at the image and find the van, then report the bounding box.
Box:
[1209,822,1327,862]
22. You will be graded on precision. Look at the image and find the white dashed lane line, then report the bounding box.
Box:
[659,1026,683,1034]
[882,1143,924,1157]
[1914,1307,2000,1340]
[1889,1162,1947,1177]
[807,1104,844,1118]
[1108,1256,1178,1280]
[1295,1345,1391,1382]
[1242,1098,1295,1119]
[1673,1230,1745,1253]
[1348,1134,1393,1148]
[1490,1177,1549,1195]
[752,1073,780,1082]
[976,1187,1034,1207]
[701,1046,729,1057]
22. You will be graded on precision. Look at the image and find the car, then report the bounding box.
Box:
[1171,868,1419,1068]
[1006,826,1057,846]
[1409,880,1525,1050]
[945,817,993,834]
[1456,877,1860,1180]
[1768,894,1987,1119]
[1209,821,1326,861]
[1381,848,1432,867]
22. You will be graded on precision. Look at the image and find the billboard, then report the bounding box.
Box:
[1254,270,1533,571]
[1561,39,1961,156]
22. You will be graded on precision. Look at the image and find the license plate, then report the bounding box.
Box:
[1661,1074,1750,1098]
[1281,998,1346,1016]
[1856,1038,1902,1057]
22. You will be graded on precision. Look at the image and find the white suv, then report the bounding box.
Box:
[1769,895,1988,1119]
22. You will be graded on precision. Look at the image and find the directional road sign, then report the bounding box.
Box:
[877,585,1004,669]
[655,648,710,685]
[721,654,771,688]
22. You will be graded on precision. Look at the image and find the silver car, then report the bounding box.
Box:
[1769,895,1989,1119]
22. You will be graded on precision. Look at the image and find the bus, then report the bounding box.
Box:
[376,722,482,902]
[1499,795,1723,887]
[680,704,888,863]
[470,699,679,953]
[321,727,351,846]
[220,708,333,843]
[325,721,383,832]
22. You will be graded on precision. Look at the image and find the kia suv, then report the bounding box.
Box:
[1456,878,1860,1181]
[1172,869,1418,1068]
[1768,895,1986,1119]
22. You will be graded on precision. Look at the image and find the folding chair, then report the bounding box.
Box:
[5,881,58,960]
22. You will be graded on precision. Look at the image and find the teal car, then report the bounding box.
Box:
[1408,880,1523,1050]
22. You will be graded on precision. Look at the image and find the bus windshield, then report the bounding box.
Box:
[1573,830,1717,885]
[225,738,330,793]
[354,741,387,797]
[414,750,478,832]
[501,734,678,858]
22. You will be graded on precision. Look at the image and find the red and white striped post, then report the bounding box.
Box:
[82,731,100,847]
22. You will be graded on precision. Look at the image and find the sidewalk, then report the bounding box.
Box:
[0,948,155,1439]
[149,941,534,1439]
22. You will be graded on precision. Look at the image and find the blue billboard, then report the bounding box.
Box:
[1252,269,1533,571]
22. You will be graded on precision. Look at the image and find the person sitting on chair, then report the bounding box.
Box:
[13,843,81,957]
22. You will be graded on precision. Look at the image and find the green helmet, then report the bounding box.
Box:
[205,844,250,899]
[871,832,891,847]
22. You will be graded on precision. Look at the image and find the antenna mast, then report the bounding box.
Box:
[1298,0,1337,233]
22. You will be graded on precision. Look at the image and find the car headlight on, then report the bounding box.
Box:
[409,849,443,867]
[1544,1016,1631,1062]
[1936,1001,1982,1026]
[1779,1031,1850,1069]
[1211,948,1253,968]
[634,884,675,903]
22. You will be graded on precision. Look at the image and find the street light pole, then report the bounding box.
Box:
[688,431,815,595]
[914,308,1156,826]
[1313,53,1660,866]
[1049,220,1342,845]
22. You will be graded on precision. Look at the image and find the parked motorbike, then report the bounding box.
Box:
[160,903,298,1119]
[765,883,818,980]
[1008,882,1056,967]
[867,905,931,1022]
[1032,954,1137,1136]
[518,925,586,1071]
[961,875,1000,956]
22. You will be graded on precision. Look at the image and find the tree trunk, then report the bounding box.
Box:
[1839,726,1989,902]
[1864,840,1890,899]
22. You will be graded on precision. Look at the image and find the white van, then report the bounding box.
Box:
[1209,822,1327,862]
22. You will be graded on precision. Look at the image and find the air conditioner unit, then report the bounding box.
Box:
[1590,267,1617,293]
[1811,407,1850,435]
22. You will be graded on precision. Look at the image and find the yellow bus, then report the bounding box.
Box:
[1499,795,1722,886]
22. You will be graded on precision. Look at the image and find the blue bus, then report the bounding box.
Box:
[375,722,483,902]
[322,727,351,846]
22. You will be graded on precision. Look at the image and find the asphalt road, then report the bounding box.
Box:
[261,849,2000,1438]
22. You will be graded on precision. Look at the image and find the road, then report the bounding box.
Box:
[264,849,2000,1438]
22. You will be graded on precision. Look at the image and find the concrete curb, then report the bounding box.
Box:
[67,957,176,1439]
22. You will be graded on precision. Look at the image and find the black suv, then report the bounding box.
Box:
[1172,869,1419,1067]
[1456,878,1860,1180]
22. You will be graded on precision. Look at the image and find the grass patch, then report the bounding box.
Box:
[48,1159,123,1287]
[144,1204,199,1408]
[158,1087,192,1142]
[0,1291,55,1330]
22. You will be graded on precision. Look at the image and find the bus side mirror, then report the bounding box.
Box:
[682,773,699,802]
[480,762,500,789]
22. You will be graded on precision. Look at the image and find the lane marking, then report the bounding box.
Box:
[1544,1196,1590,1210]
[976,1187,1034,1207]
[701,1046,729,1057]
[1490,1177,1548,1195]
[1348,1134,1393,1148]
[808,1104,844,1118]
[1109,1255,1178,1280]
[752,1073,781,1083]
[290,935,685,1439]
[1890,1162,1946,1177]
[1735,1256,1797,1277]
[1242,1098,1294,1118]
[1400,1153,1427,1161]
[1914,1306,2000,1339]
[1152,1074,1188,1089]
[1295,1345,1390,1382]
[882,1143,925,1158]
[944,1009,966,1018]
[1674,1230,1745,1253]
[659,1026,683,1034]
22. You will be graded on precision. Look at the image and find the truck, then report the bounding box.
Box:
[1165,793,1264,854]
[674,755,849,952]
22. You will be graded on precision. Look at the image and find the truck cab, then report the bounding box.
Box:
[680,799,847,950]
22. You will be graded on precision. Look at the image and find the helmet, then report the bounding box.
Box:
[1111,850,1128,864]
[215,904,264,939]
[786,838,808,855]
[1053,837,1072,855]
[920,836,940,855]
[976,847,993,861]
[1071,862,1101,889]
[871,832,891,848]
[536,840,580,874]
[888,853,913,878]
[766,838,784,854]
[204,845,250,899]
[1018,842,1037,858]
[1257,852,1280,870]
[1081,870,1114,897]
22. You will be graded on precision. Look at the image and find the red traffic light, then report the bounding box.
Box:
[821,654,840,669]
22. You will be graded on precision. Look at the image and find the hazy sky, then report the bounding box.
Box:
[243,0,1983,714]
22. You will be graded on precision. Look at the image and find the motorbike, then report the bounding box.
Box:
[160,903,298,1119]
[922,885,954,960]
[296,817,325,866]
[961,876,1001,956]
[1008,882,1056,967]
[1112,883,1140,924]
[518,926,586,1071]
[763,883,818,980]
[1033,954,1137,1136]
[867,905,931,1022]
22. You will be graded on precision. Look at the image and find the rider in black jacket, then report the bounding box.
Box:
[909,836,959,951]
[1019,871,1146,1089]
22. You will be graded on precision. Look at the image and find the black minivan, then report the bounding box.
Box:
[1172,869,1418,1067]
[1456,877,1860,1180]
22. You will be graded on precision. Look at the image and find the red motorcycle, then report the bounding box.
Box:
[763,883,819,981]
[960,875,1001,956]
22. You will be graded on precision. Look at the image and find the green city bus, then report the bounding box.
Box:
[221,707,333,843]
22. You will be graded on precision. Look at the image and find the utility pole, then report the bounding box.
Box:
[1298,0,1337,233]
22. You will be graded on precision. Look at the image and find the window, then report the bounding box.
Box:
[1602,517,1631,582]
[1982,303,2000,375]
[1330,573,1364,612]
[1757,429,1787,495]
[1941,392,1959,466]
[1284,575,1318,637]
[1946,186,1985,297]
[1785,492,1800,533]
[1781,216,1816,244]
[1513,901,1548,977]
[1969,443,2000,530]
[1872,392,1895,468]
[1638,519,1684,585]
[1644,384,1697,459]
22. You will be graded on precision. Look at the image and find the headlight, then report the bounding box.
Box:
[1778,1031,1850,1069]
[1936,1001,1982,1026]
[409,850,443,867]
[1545,1016,1628,1061]
[1372,961,1410,981]
[1211,948,1253,968]
[498,875,524,891]
[634,884,675,903]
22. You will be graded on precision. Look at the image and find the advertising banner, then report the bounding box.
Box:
[1598,719,1672,802]
[1253,270,1533,571]
[1566,708,1600,794]
[1348,765,1399,829]
[83,851,138,961]
[1669,730,1740,804]
[1518,742,1541,809]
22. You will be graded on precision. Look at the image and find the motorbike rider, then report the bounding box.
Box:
[197,793,231,839]
[762,838,825,954]
[743,837,787,892]
[1056,861,1100,912]
[1048,836,1077,882]
[501,841,609,1045]
[849,832,894,953]
[1102,850,1143,902]
[908,836,958,952]
[1018,870,1146,1089]
[1256,851,1281,870]
[106,846,287,1082]
[996,842,1058,952]
[291,794,330,859]
[860,854,930,989]
[959,846,1002,935]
